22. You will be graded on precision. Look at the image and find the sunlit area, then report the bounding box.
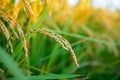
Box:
[0,0,120,80]
[92,0,120,11]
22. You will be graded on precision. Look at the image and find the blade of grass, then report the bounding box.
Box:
[46,44,59,70]
[32,7,49,30]
[59,31,118,46]
[30,34,47,67]
[32,0,56,30]
[34,35,47,67]
[29,66,52,74]
[0,47,27,80]
[7,74,83,80]
[37,41,82,64]
[63,19,71,32]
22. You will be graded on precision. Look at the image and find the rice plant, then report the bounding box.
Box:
[0,0,120,80]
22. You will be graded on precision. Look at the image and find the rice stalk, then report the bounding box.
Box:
[27,28,79,67]
[0,11,29,74]
[0,20,13,53]
[0,11,28,60]
[15,21,30,75]
[21,0,34,17]
[16,22,28,59]
[0,11,19,39]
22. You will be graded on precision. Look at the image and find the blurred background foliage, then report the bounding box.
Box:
[0,0,120,80]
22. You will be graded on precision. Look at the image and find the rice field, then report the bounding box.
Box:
[0,0,120,80]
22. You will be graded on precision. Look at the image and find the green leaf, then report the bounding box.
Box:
[7,74,83,80]
[59,31,118,45]
[0,47,27,80]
